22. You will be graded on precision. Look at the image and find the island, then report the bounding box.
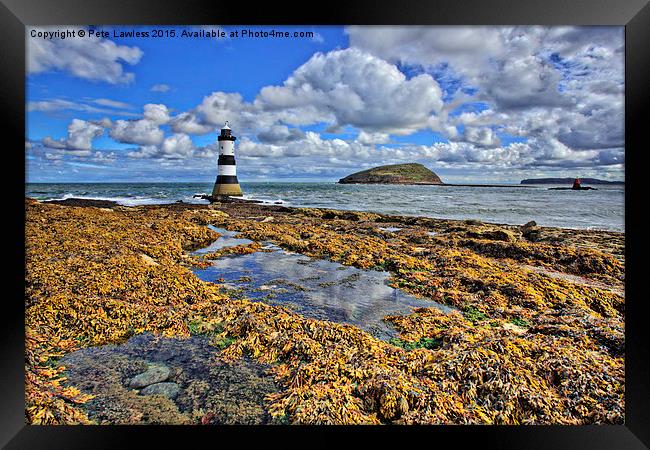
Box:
[338,163,443,185]
[338,163,534,188]
[521,178,624,185]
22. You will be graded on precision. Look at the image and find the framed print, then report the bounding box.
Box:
[2,0,649,447]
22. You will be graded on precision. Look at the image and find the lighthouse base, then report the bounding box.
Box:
[194,194,261,204]
[211,183,243,197]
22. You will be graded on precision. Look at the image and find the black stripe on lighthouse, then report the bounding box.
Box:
[216,175,240,184]
[218,155,236,165]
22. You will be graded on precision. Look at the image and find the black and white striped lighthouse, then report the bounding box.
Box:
[211,121,243,197]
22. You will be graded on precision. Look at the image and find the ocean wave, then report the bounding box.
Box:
[43,193,210,207]
[242,194,289,206]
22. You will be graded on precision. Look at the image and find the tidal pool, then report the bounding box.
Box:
[59,333,280,424]
[193,227,453,339]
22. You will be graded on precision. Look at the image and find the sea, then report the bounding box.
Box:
[25,182,625,232]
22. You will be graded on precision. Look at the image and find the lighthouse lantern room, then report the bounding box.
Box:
[211,121,243,197]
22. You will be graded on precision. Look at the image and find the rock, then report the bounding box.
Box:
[320,210,378,222]
[140,253,159,266]
[467,229,520,243]
[341,212,362,221]
[44,198,118,208]
[525,231,542,242]
[338,163,443,185]
[521,221,544,242]
[502,323,528,335]
[129,364,171,388]
[140,382,180,399]
[496,229,521,242]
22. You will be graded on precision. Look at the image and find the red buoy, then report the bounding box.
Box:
[572,178,581,190]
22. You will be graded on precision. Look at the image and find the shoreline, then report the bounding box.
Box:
[43,196,626,235]
[26,197,625,425]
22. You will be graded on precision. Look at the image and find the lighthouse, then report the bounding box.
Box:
[211,122,243,197]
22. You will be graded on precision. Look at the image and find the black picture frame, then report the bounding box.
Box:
[3,0,648,447]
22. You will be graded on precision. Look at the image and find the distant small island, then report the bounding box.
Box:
[521,178,624,185]
[338,163,443,185]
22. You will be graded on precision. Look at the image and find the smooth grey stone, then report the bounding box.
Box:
[140,382,180,399]
[129,364,170,388]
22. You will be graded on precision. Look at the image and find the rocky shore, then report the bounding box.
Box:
[25,197,624,425]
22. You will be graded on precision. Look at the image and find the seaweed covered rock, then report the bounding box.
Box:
[521,221,544,241]
[465,228,521,243]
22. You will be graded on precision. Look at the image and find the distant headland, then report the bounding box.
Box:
[521,178,624,185]
[338,163,443,185]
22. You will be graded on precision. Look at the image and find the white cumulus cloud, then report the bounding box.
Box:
[42,118,106,156]
[257,48,444,134]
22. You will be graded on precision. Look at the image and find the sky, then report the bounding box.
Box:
[25,25,625,183]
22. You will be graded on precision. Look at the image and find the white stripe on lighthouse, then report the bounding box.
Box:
[219,141,234,155]
[218,164,237,176]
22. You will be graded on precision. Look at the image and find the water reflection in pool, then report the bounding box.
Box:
[193,227,453,339]
[194,225,255,253]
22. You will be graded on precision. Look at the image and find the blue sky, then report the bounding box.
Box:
[26,25,624,183]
